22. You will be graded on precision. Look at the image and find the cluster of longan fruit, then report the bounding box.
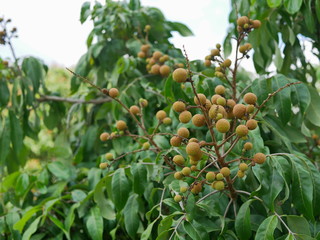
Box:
[236,16,261,33]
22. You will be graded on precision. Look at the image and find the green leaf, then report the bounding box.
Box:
[80,2,91,24]
[284,0,303,14]
[14,206,42,232]
[15,173,29,196]
[168,22,193,36]
[48,215,69,240]
[183,221,201,240]
[267,0,282,7]
[274,41,283,71]
[22,216,42,240]
[21,57,44,93]
[316,0,320,22]
[111,168,131,211]
[251,77,272,105]
[0,79,10,107]
[290,81,310,115]
[141,218,158,240]
[235,200,254,240]
[305,86,320,127]
[86,206,103,240]
[131,163,147,195]
[65,203,80,234]
[9,110,23,155]
[47,161,73,181]
[129,0,140,10]
[0,118,10,164]
[286,215,310,235]
[255,215,278,240]
[123,194,140,239]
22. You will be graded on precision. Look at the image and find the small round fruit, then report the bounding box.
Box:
[179,111,192,123]
[246,104,255,113]
[209,105,227,119]
[129,105,140,115]
[180,186,188,193]
[116,120,127,131]
[253,153,266,164]
[153,51,162,60]
[237,16,249,26]
[245,43,252,50]
[227,99,236,108]
[172,68,188,83]
[211,49,220,56]
[144,25,151,31]
[174,195,182,202]
[173,155,185,165]
[216,173,224,180]
[205,99,212,110]
[109,88,119,98]
[215,85,225,95]
[163,117,172,125]
[216,119,230,133]
[252,20,261,29]
[170,136,182,147]
[174,171,183,180]
[212,181,225,190]
[233,104,247,118]
[216,43,221,49]
[244,93,257,104]
[237,170,245,178]
[100,132,110,141]
[204,59,211,67]
[243,142,253,150]
[246,119,258,130]
[105,153,114,161]
[182,167,191,176]
[150,64,160,75]
[192,114,206,127]
[220,167,231,177]
[138,51,146,58]
[191,183,202,194]
[190,165,197,171]
[186,142,201,156]
[211,94,221,104]
[172,101,186,112]
[239,163,248,171]
[141,44,150,52]
[223,59,232,67]
[216,97,226,106]
[206,172,216,182]
[160,65,171,77]
[239,45,247,54]
[189,138,198,143]
[236,125,249,137]
[142,142,150,150]
[99,162,108,169]
[156,110,167,121]
[189,150,203,161]
[177,127,190,138]
[194,94,207,105]
[139,98,148,107]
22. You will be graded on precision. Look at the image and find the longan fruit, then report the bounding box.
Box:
[244,93,257,104]
[236,125,249,137]
[192,114,206,127]
[181,167,191,176]
[253,153,266,164]
[194,93,207,105]
[173,155,185,165]
[180,186,188,193]
[239,163,249,171]
[174,172,183,180]
[152,51,162,60]
[99,162,108,169]
[173,68,188,83]
[204,59,211,67]
[246,119,258,130]
[233,104,246,118]
[129,105,140,115]
[105,153,114,161]
[211,94,221,104]
[163,117,172,125]
[141,44,150,52]
[189,138,199,143]
[205,99,212,110]
[144,25,151,31]
[212,181,225,190]
[216,173,224,180]
[186,142,201,156]
[159,65,171,77]
[142,142,150,150]
[191,183,202,194]
[170,136,182,147]
[220,167,231,177]
[223,59,232,68]
[116,120,127,131]
[174,195,182,202]
[177,127,190,138]
[211,49,220,56]
[138,51,146,58]
[156,110,167,120]
[206,172,216,182]
[215,85,225,95]
[243,142,253,150]
[239,45,247,54]
[139,98,148,107]
[237,170,245,178]
[150,64,160,75]
[252,20,261,29]
[149,58,156,65]
[190,165,197,171]
[216,119,230,133]
[100,132,110,141]
[216,97,226,106]
[237,16,249,26]
[216,43,221,49]
[179,111,192,123]
[189,159,198,165]
[110,132,117,138]
[246,104,255,113]
[109,88,119,98]
[209,105,227,119]
[189,150,203,161]
[245,43,252,50]
[172,101,186,112]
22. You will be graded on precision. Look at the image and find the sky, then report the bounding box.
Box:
[1,0,238,68]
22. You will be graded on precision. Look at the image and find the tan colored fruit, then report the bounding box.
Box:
[233,104,246,118]
[215,85,225,95]
[194,93,207,105]
[174,171,183,180]
[110,132,117,138]
[243,142,253,150]
[223,59,232,67]
[192,114,206,127]
[180,186,188,193]
[170,136,182,147]
[172,101,186,112]
[156,110,167,120]
[237,16,249,26]
[204,59,211,67]
[205,99,212,110]
[190,165,197,171]
[226,99,236,109]
[212,180,225,190]
[253,153,266,164]
[236,125,249,137]
[211,94,221,104]
[173,68,188,83]
[252,20,261,29]
[190,159,198,165]
[177,127,190,138]
[209,105,227,119]
[217,97,226,106]
[244,93,257,104]
[191,182,202,194]
[216,173,224,180]
[245,43,252,50]
[100,132,110,141]
[189,150,203,161]
[220,167,231,177]
[206,172,216,182]
[246,119,258,130]
[179,111,192,123]
[216,43,221,49]
[141,44,150,52]
[237,170,245,178]
[144,25,151,31]
[160,65,171,77]
[138,51,146,58]
[149,58,156,65]
[142,142,150,150]
[105,153,114,161]
[99,162,108,169]
[216,119,230,133]
[239,163,248,171]
[109,88,119,98]
[130,105,140,115]
[150,64,160,74]
[211,49,220,56]
[186,142,201,156]
[152,51,162,60]
[246,104,255,113]
[189,138,198,143]
[182,167,191,176]
[163,117,172,125]
[139,98,148,107]
[116,120,127,131]
[173,155,185,165]
[174,195,182,202]
[239,45,247,54]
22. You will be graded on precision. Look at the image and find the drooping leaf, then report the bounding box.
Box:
[235,200,255,240]
[86,206,103,240]
[267,0,282,8]
[123,194,140,238]
[111,168,131,211]
[284,0,303,14]
[255,215,278,240]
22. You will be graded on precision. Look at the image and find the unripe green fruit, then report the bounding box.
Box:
[173,155,185,165]
[99,162,108,169]
[172,101,186,112]
[212,181,225,190]
[139,98,148,107]
[159,65,171,77]
[173,68,188,83]
[142,142,150,150]
[216,43,221,49]
[253,153,266,164]
[215,72,224,78]
[243,23,249,29]
[186,142,201,156]
[174,195,182,202]
[216,113,223,120]
[192,114,206,127]
[177,127,190,138]
[130,105,140,115]
[239,163,249,171]
[237,170,245,178]
[194,93,207,105]
[216,97,226,106]
[182,167,191,176]
[220,167,231,177]
[100,132,110,141]
[233,104,246,118]
[246,119,258,130]
[206,172,216,182]
[106,153,114,161]
[138,51,146,58]
[211,49,220,56]
[244,92,257,104]
[180,186,188,193]
[179,111,192,123]
[109,88,119,98]
[163,117,172,125]
[116,120,127,131]
[174,171,183,180]
[236,125,249,137]
[211,94,221,104]
[216,173,224,180]
[144,25,151,31]
[216,119,230,133]
[246,104,255,113]
[215,85,225,95]
[170,136,182,147]
[152,51,162,60]
[223,59,232,67]
[156,110,167,120]
[243,142,253,150]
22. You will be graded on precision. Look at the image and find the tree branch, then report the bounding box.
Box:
[36,95,112,104]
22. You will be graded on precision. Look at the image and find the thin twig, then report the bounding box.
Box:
[196,190,220,204]
[37,95,112,104]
